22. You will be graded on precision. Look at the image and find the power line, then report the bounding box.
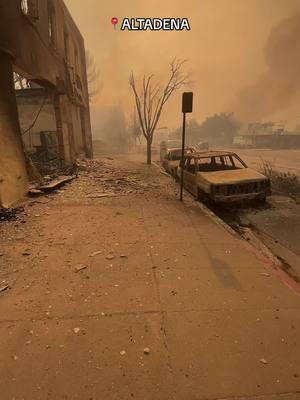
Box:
[21,94,48,136]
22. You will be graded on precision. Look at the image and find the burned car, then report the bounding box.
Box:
[196,141,209,151]
[160,140,182,162]
[178,151,271,204]
[162,147,195,178]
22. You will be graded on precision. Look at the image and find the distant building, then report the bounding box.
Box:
[233,123,300,149]
[233,135,254,147]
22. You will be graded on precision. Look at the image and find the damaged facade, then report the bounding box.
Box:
[233,123,300,149]
[0,0,93,207]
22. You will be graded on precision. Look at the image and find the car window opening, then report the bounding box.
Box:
[197,155,247,172]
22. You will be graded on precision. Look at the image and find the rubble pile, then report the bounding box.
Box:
[34,159,77,182]
[77,158,161,197]
[0,207,24,222]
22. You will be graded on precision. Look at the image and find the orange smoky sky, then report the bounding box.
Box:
[65,0,300,130]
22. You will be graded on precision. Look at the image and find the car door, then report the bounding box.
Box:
[162,152,169,171]
[183,157,197,195]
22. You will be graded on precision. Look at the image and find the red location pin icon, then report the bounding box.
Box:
[111,17,118,30]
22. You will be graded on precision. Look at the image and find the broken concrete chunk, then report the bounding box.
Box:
[106,255,115,260]
[38,176,74,192]
[260,358,268,364]
[120,350,126,356]
[28,189,44,196]
[73,328,81,334]
[0,285,9,293]
[86,193,116,199]
[75,264,87,273]
[89,251,102,257]
[143,347,151,355]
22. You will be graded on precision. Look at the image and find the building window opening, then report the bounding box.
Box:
[14,72,31,90]
[74,47,79,74]
[48,1,56,47]
[64,29,70,62]
[21,0,29,14]
[21,0,39,19]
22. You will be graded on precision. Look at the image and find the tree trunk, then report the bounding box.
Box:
[146,138,152,165]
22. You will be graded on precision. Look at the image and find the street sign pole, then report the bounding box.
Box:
[180,111,186,201]
[180,92,193,202]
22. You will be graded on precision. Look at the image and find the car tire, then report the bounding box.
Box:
[197,188,207,203]
[257,196,266,206]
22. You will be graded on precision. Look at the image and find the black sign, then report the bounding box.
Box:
[182,92,193,113]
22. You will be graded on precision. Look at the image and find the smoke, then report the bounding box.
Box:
[92,104,130,149]
[66,0,300,130]
[234,12,300,123]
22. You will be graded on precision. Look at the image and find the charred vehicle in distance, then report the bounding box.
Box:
[160,140,182,162]
[162,147,195,177]
[196,141,209,151]
[178,151,271,204]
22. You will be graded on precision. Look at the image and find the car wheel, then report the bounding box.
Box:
[197,188,207,202]
[257,196,266,206]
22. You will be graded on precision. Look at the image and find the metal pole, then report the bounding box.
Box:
[180,112,186,201]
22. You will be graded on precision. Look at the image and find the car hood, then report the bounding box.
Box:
[198,168,267,185]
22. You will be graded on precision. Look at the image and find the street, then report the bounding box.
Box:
[1,154,300,400]
[212,148,300,282]
[222,148,300,176]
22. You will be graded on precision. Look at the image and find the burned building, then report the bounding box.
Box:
[0,0,93,207]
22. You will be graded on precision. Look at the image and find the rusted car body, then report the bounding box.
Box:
[160,140,182,161]
[197,141,209,151]
[162,147,195,178]
[178,151,271,203]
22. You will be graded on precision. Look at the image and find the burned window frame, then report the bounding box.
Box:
[64,28,70,62]
[21,0,39,20]
[48,0,57,48]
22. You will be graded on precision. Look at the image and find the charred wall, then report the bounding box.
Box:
[0,0,93,206]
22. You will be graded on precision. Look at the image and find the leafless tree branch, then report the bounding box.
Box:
[86,50,102,102]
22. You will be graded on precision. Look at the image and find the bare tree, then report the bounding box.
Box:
[129,58,189,164]
[85,50,102,102]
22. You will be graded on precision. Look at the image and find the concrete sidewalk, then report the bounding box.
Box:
[0,155,300,400]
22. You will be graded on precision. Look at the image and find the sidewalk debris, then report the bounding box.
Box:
[143,347,151,355]
[28,189,44,197]
[260,358,268,364]
[86,193,116,199]
[0,207,24,222]
[120,350,127,356]
[89,251,102,257]
[106,255,115,260]
[0,285,9,293]
[37,176,75,193]
[73,328,81,334]
[75,264,87,273]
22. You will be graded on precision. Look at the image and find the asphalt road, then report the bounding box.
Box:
[223,148,300,176]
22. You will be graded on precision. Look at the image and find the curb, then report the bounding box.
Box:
[153,161,239,238]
